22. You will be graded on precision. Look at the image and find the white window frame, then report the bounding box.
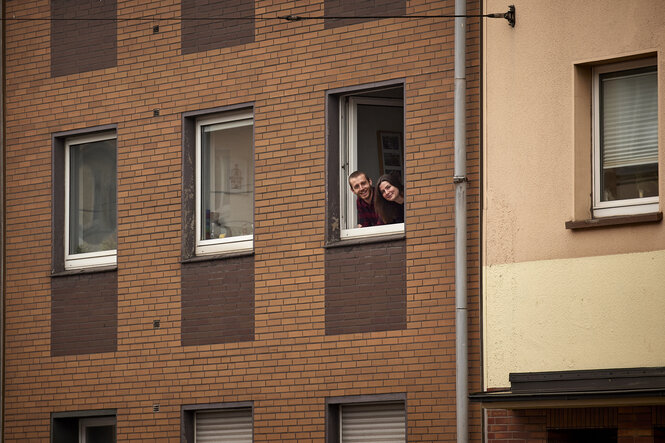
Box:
[78,416,116,443]
[64,132,117,270]
[592,57,659,217]
[340,95,404,239]
[195,110,254,255]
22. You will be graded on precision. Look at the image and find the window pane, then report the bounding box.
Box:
[200,120,253,241]
[69,138,117,254]
[600,67,658,201]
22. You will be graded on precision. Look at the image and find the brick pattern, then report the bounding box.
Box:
[181,257,255,345]
[181,0,255,54]
[325,240,406,335]
[50,0,117,77]
[324,0,406,29]
[3,0,481,441]
[487,407,665,443]
[51,271,117,356]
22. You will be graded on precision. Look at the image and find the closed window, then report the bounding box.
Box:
[182,404,253,443]
[196,111,254,255]
[339,403,405,443]
[65,132,117,269]
[195,408,252,442]
[327,397,406,443]
[593,58,658,217]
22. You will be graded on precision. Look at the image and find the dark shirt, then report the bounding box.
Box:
[356,193,382,227]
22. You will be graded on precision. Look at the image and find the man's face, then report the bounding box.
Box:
[349,174,373,203]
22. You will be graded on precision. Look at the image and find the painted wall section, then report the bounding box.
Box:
[483,0,665,266]
[484,249,665,388]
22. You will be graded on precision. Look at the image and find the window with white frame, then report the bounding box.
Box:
[196,110,254,255]
[193,408,253,443]
[339,85,405,239]
[593,58,658,217]
[79,416,116,443]
[65,132,117,270]
[51,410,116,443]
[338,402,405,443]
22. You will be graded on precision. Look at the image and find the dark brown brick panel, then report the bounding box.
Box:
[324,0,407,29]
[50,0,117,77]
[181,255,255,346]
[181,0,255,54]
[325,239,406,335]
[51,271,117,356]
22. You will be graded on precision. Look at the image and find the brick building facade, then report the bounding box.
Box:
[2,0,480,441]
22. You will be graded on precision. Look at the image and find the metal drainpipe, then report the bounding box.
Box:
[453,0,468,441]
[1,0,5,439]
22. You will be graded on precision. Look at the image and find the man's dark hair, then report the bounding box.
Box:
[348,170,369,188]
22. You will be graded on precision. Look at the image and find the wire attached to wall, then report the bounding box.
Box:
[1,6,515,27]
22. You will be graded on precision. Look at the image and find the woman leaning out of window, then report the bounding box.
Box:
[375,173,404,224]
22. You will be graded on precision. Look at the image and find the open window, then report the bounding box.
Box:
[333,83,405,240]
[593,57,658,217]
[195,110,254,255]
[64,131,117,270]
[52,410,116,443]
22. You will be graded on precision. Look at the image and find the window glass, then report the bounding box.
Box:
[65,133,117,269]
[594,59,658,216]
[340,86,404,237]
[196,112,253,254]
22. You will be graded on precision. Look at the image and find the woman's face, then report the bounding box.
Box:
[379,181,400,202]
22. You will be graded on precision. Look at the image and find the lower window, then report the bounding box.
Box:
[327,397,406,443]
[182,404,253,443]
[52,410,116,443]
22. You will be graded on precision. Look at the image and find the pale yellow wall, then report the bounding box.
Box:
[484,249,665,388]
[483,0,665,389]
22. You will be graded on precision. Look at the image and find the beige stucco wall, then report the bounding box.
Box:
[483,0,665,388]
[484,249,665,388]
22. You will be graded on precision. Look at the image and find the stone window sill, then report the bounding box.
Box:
[565,212,662,230]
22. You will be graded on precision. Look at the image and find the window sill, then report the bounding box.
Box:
[51,265,118,278]
[325,231,405,248]
[565,212,662,230]
[182,250,255,264]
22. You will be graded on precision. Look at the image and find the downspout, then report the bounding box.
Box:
[453,0,468,442]
[1,0,5,439]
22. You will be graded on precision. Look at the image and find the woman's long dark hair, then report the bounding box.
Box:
[374,173,404,224]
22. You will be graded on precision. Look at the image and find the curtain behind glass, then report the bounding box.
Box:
[69,139,117,254]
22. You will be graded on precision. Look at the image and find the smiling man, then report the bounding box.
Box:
[348,170,382,228]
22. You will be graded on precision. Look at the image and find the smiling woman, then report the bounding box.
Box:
[375,173,404,225]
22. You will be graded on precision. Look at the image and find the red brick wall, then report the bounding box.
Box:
[487,407,665,443]
[3,0,481,440]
